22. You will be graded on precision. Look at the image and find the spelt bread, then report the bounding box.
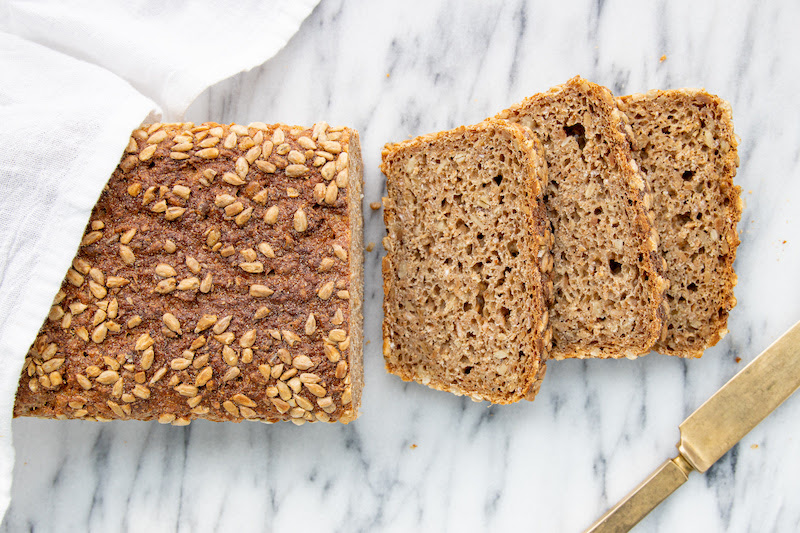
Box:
[381,120,552,404]
[496,76,667,359]
[14,121,364,425]
[617,90,742,357]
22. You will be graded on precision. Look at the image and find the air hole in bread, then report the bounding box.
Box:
[687,282,698,292]
[564,123,587,150]
[494,174,504,186]
[609,259,622,275]
[507,240,519,257]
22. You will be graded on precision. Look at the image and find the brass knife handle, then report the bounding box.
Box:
[584,455,694,533]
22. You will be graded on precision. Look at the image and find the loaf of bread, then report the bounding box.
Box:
[14,121,364,425]
[496,76,667,359]
[617,90,742,357]
[381,120,552,404]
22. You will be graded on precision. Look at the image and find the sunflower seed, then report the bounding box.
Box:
[149,367,167,385]
[96,370,119,385]
[139,144,157,161]
[249,285,274,298]
[239,329,256,348]
[196,148,220,159]
[305,314,316,336]
[150,200,168,213]
[329,329,347,342]
[163,313,182,334]
[195,366,213,387]
[321,161,337,180]
[239,261,264,274]
[336,169,349,188]
[140,347,154,370]
[76,374,92,390]
[223,172,245,186]
[234,157,249,179]
[135,333,154,351]
[317,281,335,300]
[325,181,338,204]
[119,245,136,265]
[235,207,253,226]
[195,314,217,333]
[282,330,301,346]
[292,355,313,370]
[120,228,136,244]
[185,256,201,274]
[155,278,177,294]
[177,277,200,291]
[158,413,176,424]
[128,181,142,196]
[222,367,240,382]
[280,368,298,381]
[305,383,327,397]
[175,384,198,397]
[264,205,279,224]
[293,209,308,232]
[165,207,186,220]
[258,242,276,258]
[333,244,348,261]
[66,269,85,287]
[212,315,232,335]
[222,345,238,366]
[324,344,341,363]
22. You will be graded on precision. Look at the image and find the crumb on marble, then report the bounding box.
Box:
[660,54,667,62]
[751,444,759,449]
[410,444,417,449]
[366,242,375,252]
[370,201,382,211]
[735,356,742,363]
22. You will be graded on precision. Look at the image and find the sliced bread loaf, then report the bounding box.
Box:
[381,120,552,404]
[617,90,742,357]
[496,76,667,359]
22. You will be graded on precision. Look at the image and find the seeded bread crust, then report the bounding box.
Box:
[14,121,363,425]
[497,76,667,359]
[617,89,742,357]
[381,120,552,404]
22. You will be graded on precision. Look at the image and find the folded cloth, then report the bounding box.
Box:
[0,0,320,521]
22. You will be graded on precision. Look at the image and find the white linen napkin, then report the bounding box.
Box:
[0,0,320,521]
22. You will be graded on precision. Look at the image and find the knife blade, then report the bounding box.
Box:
[585,319,800,533]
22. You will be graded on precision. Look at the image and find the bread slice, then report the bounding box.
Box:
[14,121,364,425]
[496,76,667,359]
[617,90,742,357]
[381,120,552,404]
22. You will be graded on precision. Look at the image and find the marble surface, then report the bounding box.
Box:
[4,0,800,531]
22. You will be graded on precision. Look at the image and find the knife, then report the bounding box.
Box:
[585,319,800,533]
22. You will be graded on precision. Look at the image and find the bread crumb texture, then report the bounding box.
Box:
[497,76,667,360]
[381,120,551,404]
[618,90,741,357]
[15,121,364,425]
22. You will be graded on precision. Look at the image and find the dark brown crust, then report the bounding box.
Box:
[497,76,667,359]
[381,119,551,404]
[617,89,742,358]
[14,121,362,425]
